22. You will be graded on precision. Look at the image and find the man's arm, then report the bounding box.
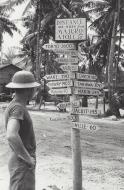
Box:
[7,118,35,166]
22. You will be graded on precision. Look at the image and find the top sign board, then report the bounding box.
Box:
[55,18,87,41]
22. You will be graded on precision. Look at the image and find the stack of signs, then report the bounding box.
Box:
[43,42,78,106]
[71,73,104,131]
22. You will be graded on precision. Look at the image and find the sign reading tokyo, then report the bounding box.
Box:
[42,43,75,50]
[55,18,87,41]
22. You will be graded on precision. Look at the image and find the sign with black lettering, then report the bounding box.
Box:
[55,18,87,41]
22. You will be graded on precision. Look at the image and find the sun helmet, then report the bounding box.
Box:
[6,70,40,89]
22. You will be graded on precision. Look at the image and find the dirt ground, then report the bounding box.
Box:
[1,103,124,190]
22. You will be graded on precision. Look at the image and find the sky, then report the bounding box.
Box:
[2,1,27,54]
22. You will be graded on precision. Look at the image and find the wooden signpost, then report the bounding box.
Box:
[55,57,78,64]
[49,88,72,95]
[43,73,75,81]
[60,65,78,72]
[54,49,78,57]
[42,42,75,50]
[43,17,102,190]
[47,80,73,88]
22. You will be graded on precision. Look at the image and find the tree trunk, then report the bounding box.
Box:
[36,0,41,81]
[108,0,120,107]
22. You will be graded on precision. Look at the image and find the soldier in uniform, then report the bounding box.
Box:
[5,71,40,190]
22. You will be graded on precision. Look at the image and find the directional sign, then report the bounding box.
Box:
[42,43,75,50]
[76,73,97,80]
[49,88,71,95]
[57,102,70,110]
[55,57,78,64]
[60,65,78,72]
[47,80,73,88]
[55,18,87,41]
[43,73,75,81]
[71,100,81,108]
[74,81,104,89]
[74,88,101,96]
[73,122,99,131]
[71,107,101,115]
[54,50,78,57]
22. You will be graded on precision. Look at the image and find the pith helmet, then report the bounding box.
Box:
[6,70,40,89]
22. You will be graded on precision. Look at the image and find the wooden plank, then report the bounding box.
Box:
[55,57,78,64]
[43,73,75,81]
[42,43,75,50]
[46,80,73,88]
[55,18,87,41]
[71,107,101,115]
[54,50,78,57]
[72,122,100,131]
[74,88,101,96]
[60,65,78,72]
[49,88,72,95]
[74,81,104,89]
[76,73,97,80]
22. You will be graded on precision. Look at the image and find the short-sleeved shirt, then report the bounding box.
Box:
[5,99,36,159]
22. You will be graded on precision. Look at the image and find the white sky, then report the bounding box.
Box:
[2,1,27,54]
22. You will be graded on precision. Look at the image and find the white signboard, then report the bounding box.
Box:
[71,100,81,108]
[76,73,97,80]
[57,102,70,109]
[55,18,87,41]
[74,88,101,96]
[47,80,73,88]
[49,88,71,95]
[54,50,78,57]
[43,73,75,81]
[74,81,103,89]
[71,107,101,115]
[55,57,78,64]
[60,65,78,72]
[73,122,99,131]
[42,43,75,50]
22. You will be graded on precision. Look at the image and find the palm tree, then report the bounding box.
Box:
[82,0,124,105]
[0,3,18,65]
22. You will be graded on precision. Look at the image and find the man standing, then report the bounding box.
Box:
[5,70,40,190]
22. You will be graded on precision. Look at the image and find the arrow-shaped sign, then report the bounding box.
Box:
[76,73,97,80]
[49,88,72,95]
[55,57,78,64]
[73,122,100,131]
[74,81,104,89]
[54,50,78,57]
[60,65,78,72]
[47,80,73,88]
[42,43,75,50]
[74,88,101,96]
[71,107,101,115]
[43,73,75,81]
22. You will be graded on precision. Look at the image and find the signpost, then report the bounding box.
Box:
[71,107,101,115]
[46,17,102,190]
[55,57,78,64]
[47,80,73,88]
[54,50,78,57]
[43,73,75,81]
[42,42,75,50]
[74,88,101,96]
[73,122,99,131]
[60,65,78,72]
[49,88,71,95]
[55,18,87,41]
[76,73,97,80]
[74,81,104,89]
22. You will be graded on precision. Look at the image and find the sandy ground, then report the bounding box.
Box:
[1,102,124,190]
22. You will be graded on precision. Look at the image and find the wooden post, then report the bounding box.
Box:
[71,127,82,190]
[70,42,82,190]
